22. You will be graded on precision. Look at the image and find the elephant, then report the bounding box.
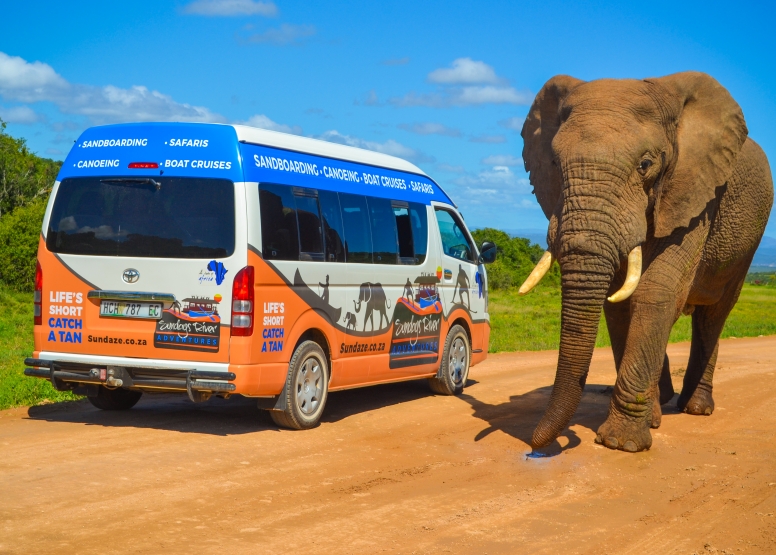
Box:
[343,311,357,331]
[518,71,773,453]
[354,282,391,332]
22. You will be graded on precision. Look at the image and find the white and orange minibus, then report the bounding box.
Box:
[25,122,496,428]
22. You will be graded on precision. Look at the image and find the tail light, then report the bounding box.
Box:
[34,261,42,326]
[231,266,254,336]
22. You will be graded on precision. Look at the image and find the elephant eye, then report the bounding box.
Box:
[638,159,653,175]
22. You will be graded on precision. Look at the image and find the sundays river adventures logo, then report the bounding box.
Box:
[154,296,221,352]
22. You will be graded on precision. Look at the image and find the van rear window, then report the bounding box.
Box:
[46,177,235,258]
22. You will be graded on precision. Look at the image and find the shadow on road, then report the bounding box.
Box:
[25,378,677,449]
[25,378,442,436]
[458,384,617,455]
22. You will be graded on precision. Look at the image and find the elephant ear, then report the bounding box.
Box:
[521,75,585,219]
[647,72,748,237]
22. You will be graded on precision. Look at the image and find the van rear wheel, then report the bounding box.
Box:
[270,341,329,430]
[87,386,143,410]
[428,325,470,395]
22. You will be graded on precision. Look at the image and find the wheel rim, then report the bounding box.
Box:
[296,356,324,415]
[448,336,467,385]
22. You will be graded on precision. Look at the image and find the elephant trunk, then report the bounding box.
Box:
[354,299,361,313]
[531,252,614,449]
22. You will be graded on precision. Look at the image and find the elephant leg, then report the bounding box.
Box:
[603,297,630,372]
[604,289,670,428]
[677,275,744,415]
[596,294,678,452]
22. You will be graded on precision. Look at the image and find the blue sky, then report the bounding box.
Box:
[1,0,774,235]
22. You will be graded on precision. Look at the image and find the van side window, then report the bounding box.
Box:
[260,183,299,260]
[434,208,475,263]
[293,191,324,261]
[339,193,372,264]
[368,197,399,265]
[318,190,345,262]
[392,203,414,264]
[409,202,428,264]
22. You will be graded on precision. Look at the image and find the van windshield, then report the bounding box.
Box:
[47,177,235,258]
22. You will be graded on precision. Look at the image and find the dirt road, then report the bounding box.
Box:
[2,336,776,554]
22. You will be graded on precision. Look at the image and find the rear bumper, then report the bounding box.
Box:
[24,357,236,401]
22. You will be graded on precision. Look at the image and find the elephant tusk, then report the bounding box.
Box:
[607,246,642,303]
[518,251,553,296]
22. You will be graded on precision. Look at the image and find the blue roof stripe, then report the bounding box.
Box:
[57,122,453,206]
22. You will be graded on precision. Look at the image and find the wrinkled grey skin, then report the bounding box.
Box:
[522,72,774,452]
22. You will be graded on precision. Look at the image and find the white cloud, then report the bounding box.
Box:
[388,57,531,108]
[457,86,531,105]
[183,0,277,16]
[499,116,523,131]
[398,122,461,137]
[240,114,302,135]
[0,51,224,124]
[244,24,316,45]
[441,164,540,228]
[355,89,381,106]
[316,130,435,164]
[389,86,530,108]
[70,85,224,123]
[454,166,529,192]
[481,154,522,166]
[0,105,43,124]
[0,52,67,102]
[469,134,506,144]
[427,58,500,85]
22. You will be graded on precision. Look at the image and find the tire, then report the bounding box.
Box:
[270,341,329,430]
[87,386,143,410]
[428,325,470,395]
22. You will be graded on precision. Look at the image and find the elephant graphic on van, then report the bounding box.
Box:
[353,282,391,332]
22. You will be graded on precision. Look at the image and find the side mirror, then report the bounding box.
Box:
[479,241,497,264]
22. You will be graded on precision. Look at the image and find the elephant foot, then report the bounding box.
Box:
[595,412,653,453]
[651,396,662,429]
[677,387,715,416]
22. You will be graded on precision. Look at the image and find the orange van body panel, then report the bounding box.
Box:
[35,237,230,363]
[36,242,489,395]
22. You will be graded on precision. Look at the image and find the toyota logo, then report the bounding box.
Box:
[122,269,140,284]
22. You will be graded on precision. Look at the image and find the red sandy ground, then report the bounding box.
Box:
[1,336,775,554]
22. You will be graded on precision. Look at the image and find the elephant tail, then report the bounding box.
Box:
[386,297,391,309]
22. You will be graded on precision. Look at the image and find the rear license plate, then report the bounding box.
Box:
[100,301,163,319]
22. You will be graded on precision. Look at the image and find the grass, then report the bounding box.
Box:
[1,284,774,410]
[0,290,79,410]
[488,283,776,353]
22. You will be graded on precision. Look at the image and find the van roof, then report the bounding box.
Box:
[61,122,455,206]
[232,125,427,176]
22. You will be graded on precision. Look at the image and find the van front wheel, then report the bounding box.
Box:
[428,325,470,395]
[270,341,329,430]
[87,386,142,410]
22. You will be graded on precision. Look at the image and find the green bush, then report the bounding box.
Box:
[471,227,559,290]
[0,199,47,291]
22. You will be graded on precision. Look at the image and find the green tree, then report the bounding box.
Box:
[470,228,559,290]
[0,198,47,291]
[0,119,61,218]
